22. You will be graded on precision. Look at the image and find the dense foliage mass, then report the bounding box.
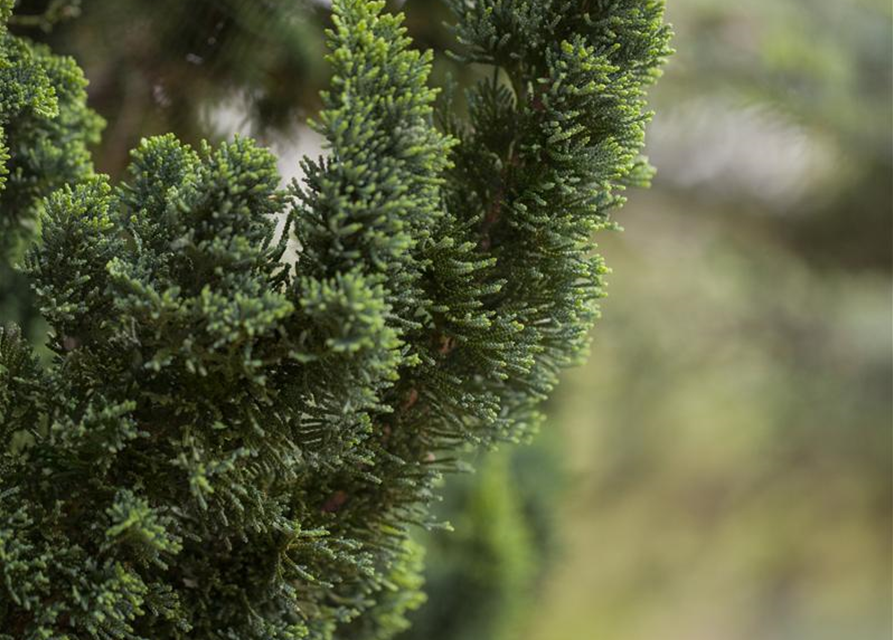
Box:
[0,0,102,339]
[0,0,669,637]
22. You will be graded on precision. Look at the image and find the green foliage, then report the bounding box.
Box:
[0,0,102,255]
[399,447,559,640]
[523,204,892,640]
[657,0,891,270]
[0,0,102,339]
[0,0,669,637]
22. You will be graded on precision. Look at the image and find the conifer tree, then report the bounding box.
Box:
[0,0,670,637]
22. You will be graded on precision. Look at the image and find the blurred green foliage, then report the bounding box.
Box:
[525,198,891,640]
[400,436,564,640]
[402,453,536,640]
[14,0,328,175]
[522,0,891,637]
[652,0,892,271]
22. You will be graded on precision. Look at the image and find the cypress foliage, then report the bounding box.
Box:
[0,0,670,638]
[0,0,102,255]
[0,0,102,337]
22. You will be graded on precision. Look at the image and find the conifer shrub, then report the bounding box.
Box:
[0,0,670,637]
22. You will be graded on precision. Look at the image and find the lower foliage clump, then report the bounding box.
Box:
[0,0,670,637]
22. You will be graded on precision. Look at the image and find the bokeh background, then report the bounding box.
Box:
[6,1,892,638]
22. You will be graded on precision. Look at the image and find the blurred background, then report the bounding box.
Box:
[6,0,892,638]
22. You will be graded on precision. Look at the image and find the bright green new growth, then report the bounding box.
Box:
[0,0,670,638]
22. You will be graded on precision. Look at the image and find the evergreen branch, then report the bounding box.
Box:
[0,1,670,637]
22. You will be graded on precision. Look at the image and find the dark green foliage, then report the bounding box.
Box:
[0,0,669,637]
[400,448,552,640]
[440,0,672,436]
[0,0,102,254]
[0,0,102,337]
